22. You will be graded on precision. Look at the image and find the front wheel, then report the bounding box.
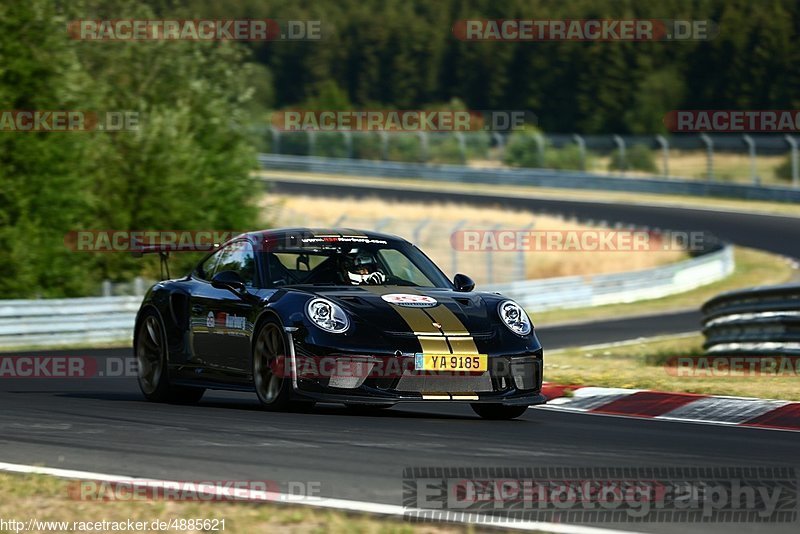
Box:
[470,403,528,420]
[253,320,314,412]
[135,310,205,404]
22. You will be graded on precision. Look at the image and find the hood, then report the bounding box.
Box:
[307,285,497,337]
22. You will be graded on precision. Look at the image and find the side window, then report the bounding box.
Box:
[199,249,223,280]
[215,241,257,287]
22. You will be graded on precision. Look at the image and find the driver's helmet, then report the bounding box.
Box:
[347,252,386,285]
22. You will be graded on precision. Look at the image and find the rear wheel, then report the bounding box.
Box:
[135,310,204,404]
[470,403,528,420]
[253,320,314,412]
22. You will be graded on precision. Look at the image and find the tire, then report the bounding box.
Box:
[135,310,205,404]
[253,319,314,412]
[470,403,528,420]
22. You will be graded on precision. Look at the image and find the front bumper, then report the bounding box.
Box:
[289,346,545,406]
[295,388,546,406]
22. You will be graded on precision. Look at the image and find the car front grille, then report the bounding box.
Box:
[393,371,495,393]
[391,355,542,394]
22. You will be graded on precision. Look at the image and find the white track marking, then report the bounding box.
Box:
[0,461,643,534]
[656,397,791,424]
[533,405,800,433]
[539,385,799,432]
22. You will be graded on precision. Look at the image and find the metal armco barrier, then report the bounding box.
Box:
[257,153,800,203]
[487,245,733,312]
[0,296,141,349]
[702,284,800,356]
[0,245,733,349]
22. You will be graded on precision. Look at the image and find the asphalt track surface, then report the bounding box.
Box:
[537,309,701,349]
[2,180,799,534]
[268,177,800,258]
[0,359,798,534]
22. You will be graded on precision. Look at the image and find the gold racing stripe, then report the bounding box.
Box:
[424,305,469,336]
[363,286,478,354]
[363,287,447,353]
[365,287,483,396]
[415,335,450,353]
[446,336,479,354]
[425,305,480,354]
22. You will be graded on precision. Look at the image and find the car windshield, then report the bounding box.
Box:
[261,239,451,288]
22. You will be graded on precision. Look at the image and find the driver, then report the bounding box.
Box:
[347,252,386,285]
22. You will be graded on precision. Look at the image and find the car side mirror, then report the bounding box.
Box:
[453,273,475,292]
[211,270,246,295]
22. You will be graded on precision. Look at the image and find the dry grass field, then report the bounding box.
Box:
[471,150,789,185]
[265,195,686,285]
[0,473,467,534]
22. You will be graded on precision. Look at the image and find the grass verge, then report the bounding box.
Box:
[546,334,800,401]
[0,472,468,534]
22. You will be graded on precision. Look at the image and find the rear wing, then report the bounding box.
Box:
[130,240,175,280]
[130,231,245,279]
[131,240,222,280]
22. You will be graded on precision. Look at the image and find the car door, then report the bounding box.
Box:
[189,240,258,373]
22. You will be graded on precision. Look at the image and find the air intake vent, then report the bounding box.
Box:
[338,296,365,304]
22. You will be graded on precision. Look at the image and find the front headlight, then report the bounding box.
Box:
[305,298,350,333]
[498,300,532,336]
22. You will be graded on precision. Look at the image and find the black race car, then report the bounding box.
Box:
[134,228,545,419]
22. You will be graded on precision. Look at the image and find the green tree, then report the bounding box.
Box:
[0,0,262,297]
[0,0,98,297]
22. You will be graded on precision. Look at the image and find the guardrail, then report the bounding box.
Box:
[257,153,800,203]
[0,296,141,349]
[0,245,734,349]
[701,283,800,356]
[487,245,734,312]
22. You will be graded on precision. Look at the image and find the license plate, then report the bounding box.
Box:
[414,353,487,372]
